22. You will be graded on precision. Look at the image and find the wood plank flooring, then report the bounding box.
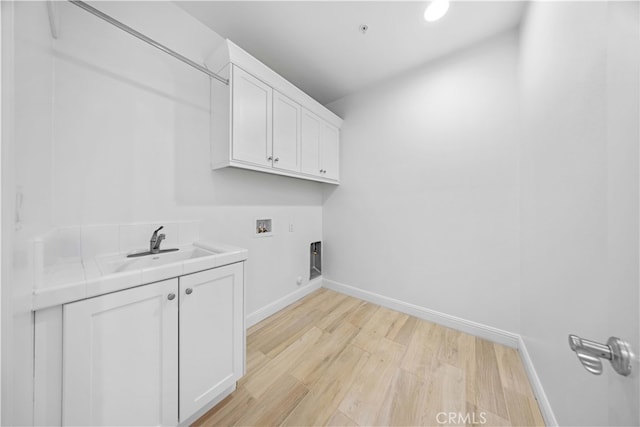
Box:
[194,289,545,427]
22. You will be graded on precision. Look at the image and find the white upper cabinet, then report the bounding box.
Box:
[272,91,301,172]
[321,122,340,181]
[208,40,341,184]
[300,109,322,176]
[300,109,340,181]
[232,67,273,167]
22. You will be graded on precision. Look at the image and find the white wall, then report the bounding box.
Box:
[3,1,54,424]
[323,32,521,333]
[51,0,322,317]
[4,2,323,424]
[0,2,4,423]
[6,2,639,426]
[47,1,323,316]
[519,2,639,425]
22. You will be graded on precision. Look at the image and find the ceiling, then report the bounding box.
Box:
[177,1,526,105]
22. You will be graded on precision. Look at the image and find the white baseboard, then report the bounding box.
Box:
[245,277,556,424]
[246,277,323,328]
[322,278,519,348]
[517,336,558,426]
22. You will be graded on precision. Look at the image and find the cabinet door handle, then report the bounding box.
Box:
[167,293,176,301]
[185,288,193,295]
[267,156,273,161]
[274,157,279,162]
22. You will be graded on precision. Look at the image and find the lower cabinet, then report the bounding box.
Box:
[63,279,179,426]
[179,265,244,422]
[61,263,244,426]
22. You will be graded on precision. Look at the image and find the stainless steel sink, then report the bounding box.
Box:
[126,248,180,258]
[97,246,218,275]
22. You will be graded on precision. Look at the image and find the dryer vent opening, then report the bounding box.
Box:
[310,241,321,280]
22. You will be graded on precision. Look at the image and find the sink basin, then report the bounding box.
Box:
[97,246,216,275]
[31,239,248,311]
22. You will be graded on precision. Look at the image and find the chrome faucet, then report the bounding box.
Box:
[126,225,179,258]
[150,226,166,254]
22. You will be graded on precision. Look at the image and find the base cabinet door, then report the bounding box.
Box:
[62,279,179,426]
[179,263,244,422]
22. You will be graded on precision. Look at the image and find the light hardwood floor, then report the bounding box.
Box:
[194,288,545,427]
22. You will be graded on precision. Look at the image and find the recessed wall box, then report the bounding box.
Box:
[255,218,273,237]
[310,241,321,279]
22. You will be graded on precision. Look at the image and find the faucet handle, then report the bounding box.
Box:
[153,225,164,235]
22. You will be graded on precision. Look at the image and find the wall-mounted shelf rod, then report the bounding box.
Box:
[67,0,229,85]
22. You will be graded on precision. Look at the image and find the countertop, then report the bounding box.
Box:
[32,241,248,310]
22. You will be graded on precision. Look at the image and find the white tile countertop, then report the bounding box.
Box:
[32,241,248,310]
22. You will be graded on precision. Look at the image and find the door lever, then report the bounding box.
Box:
[568,334,632,376]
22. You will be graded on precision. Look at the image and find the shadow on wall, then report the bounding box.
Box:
[163,69,326,207]
[174,130,325,206]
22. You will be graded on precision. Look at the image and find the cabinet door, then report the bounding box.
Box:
[272,91,301,172]
[300,108,322,176]
[321,123,340,181]
[179,263,244,422]
[63,279,178,427]
[232,66,273,167]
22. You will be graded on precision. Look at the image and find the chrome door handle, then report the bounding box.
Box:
[167,293,175,301]
[185,288,193,295]
[267,156,273,161]
[568,334,632,376]
[274,157,279,162]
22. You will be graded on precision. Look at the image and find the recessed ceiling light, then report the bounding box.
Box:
[424,0,450,22]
